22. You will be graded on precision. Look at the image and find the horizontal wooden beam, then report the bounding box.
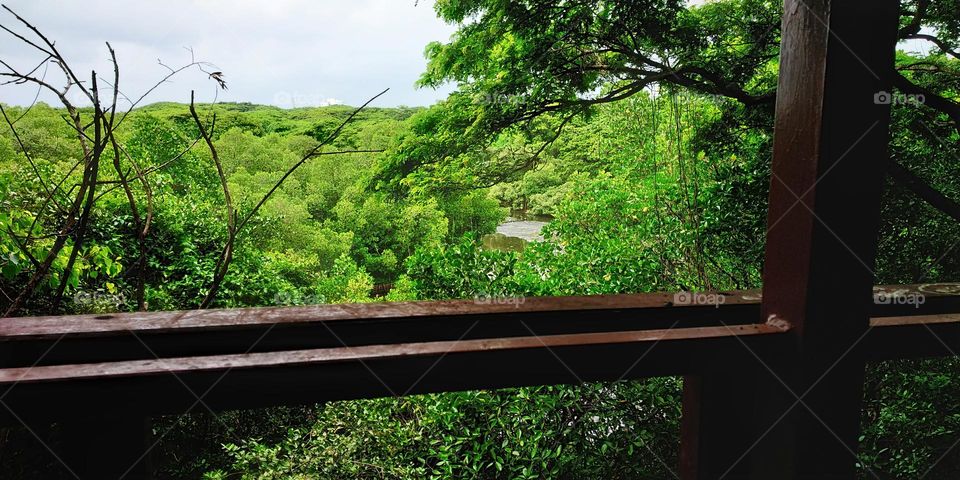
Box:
[1,324,789,385]
[866,313,960,360]
[6,284,959,341]
[0,310,958,426]
[0,291,764,368]
[0,322,791,426]
[2,284,957,369]
[0,291,762,339]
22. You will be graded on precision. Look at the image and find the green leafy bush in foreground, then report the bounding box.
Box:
[205,381,682,480]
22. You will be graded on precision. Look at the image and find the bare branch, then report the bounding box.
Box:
[236,87,390,231]
[905,33,960,60]
[190,91,235,309]
[51,71,107,309]
[0,9,211,315]
[109,133,148,310]
[2,5,93,103]
[188,88,388,308]
[10,58,51,124]
[5,225,41,269]
[889,161,960,223]
[0,104,66,213]
[893,71,960,136]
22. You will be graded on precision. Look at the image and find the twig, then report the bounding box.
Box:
[194,88,389,307]
[190,91,235,308]
[237,88,389,232]
[0,104,66,212]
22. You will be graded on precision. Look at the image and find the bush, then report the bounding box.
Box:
[209,380,682,480]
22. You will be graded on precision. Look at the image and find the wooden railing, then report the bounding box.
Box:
[1,285,959,478]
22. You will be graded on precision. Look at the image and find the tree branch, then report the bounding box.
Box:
[190,91,235,309]
[905,33,960,60]
[889,161,960,223]
[893,71,960,136]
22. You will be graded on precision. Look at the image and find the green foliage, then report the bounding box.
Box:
[205,398,426,480]
[0,100,503,311]
[0,208,123,311]
[405,233,520,300]
[209,381,682,480]
[861,359,960,479]
[438,190,506,238]
[369,0,783,195]
[154,406,319,479]
[330,190,449,282]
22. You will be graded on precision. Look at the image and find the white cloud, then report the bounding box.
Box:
[0,0,458,108]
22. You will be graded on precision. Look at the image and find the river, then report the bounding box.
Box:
[481,213,552,252]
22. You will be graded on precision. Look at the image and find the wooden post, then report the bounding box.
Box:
[60,414,153,479]
[681,0,900,478]
[679,369,765,479]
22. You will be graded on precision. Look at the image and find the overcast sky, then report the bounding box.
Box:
[0,0,458,108]
[1,1,936,110]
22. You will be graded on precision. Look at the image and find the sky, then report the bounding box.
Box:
[0,1,936,110]
[0,0,458,108]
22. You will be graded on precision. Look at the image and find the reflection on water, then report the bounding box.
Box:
[481,232,528,252]
[482,217,550,252]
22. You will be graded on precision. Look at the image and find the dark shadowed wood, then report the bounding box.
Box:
[0,291,765,369]
[60,414,152,480]
[680,0,902,478]
[866,313,960,359]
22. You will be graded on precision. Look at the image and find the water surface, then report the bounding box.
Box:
[482,217,550,252]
